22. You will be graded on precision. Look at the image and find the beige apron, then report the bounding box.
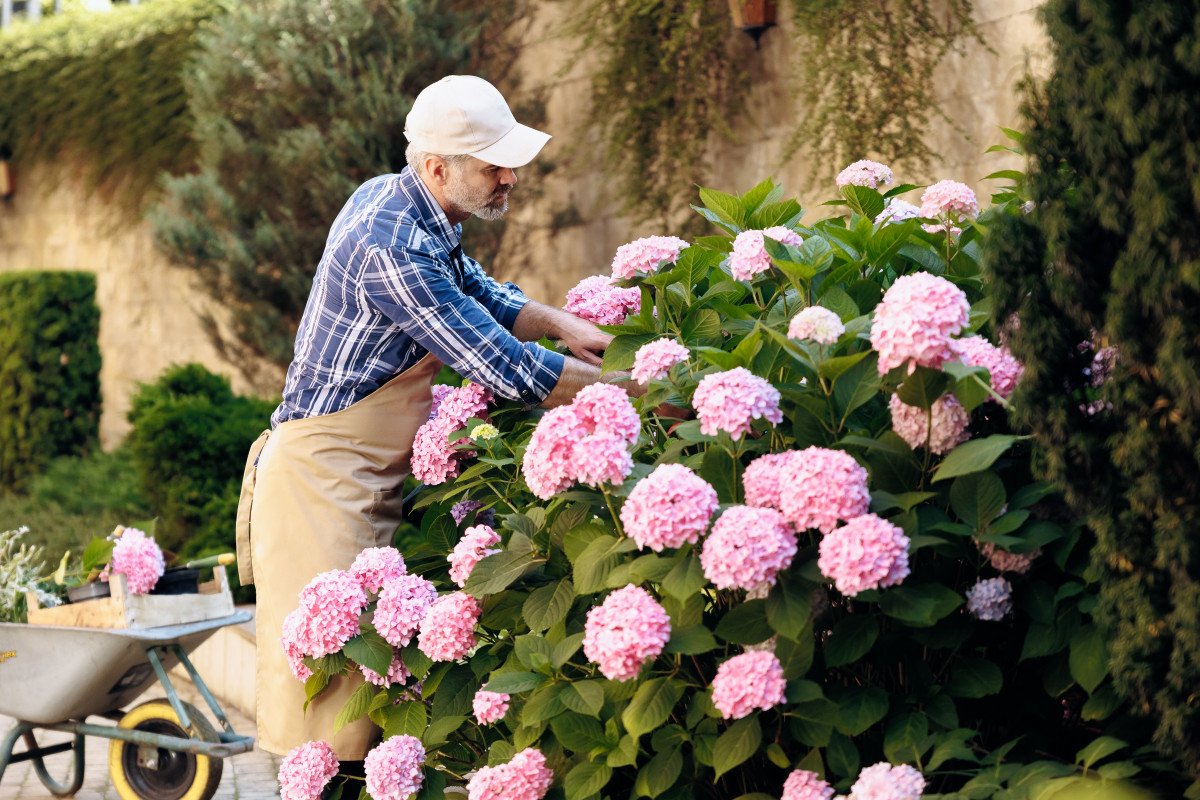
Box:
[235,352,442,758]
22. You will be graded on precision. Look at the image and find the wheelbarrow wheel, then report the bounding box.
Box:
[107,700,224,800]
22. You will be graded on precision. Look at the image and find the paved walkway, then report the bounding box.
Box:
[1,679,281,799]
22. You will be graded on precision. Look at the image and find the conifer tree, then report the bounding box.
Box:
[150,0,516,372]
[985,0,1200,770]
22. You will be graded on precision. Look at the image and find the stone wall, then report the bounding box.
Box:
[0,0,1046,449]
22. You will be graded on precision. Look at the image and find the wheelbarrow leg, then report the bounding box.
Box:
[0,722,85,797]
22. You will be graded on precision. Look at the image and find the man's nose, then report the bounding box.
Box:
[500,168,517,186]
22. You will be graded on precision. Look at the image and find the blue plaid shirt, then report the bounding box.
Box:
[271,167,565,427]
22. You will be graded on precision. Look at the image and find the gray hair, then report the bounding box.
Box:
[405,144,473,177]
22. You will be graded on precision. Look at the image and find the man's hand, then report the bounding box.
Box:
[513,300,612,365]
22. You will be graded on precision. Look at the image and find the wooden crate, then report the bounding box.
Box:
[26,567,235,629]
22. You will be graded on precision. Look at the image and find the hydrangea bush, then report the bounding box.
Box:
[282,170,1186,800]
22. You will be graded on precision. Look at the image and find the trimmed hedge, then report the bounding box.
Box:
[0,0,220,211]
[0,271,102,490]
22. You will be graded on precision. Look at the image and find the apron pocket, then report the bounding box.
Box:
[368,486,406,549]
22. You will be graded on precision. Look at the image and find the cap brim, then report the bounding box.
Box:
[469,123,551,169]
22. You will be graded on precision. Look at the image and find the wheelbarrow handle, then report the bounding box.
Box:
[184,553,236,569]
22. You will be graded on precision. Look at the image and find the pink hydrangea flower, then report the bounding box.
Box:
[429,383,456,420]
[788,306,845,345]
[783,770,835,800]
[412,383,493,485]
[294,570,368,657]
[611,236,689,280]
[888,394,971,455]
[349,546,406,594]
[847,762,925,800]
[438,382,493,423]
[564,275,642,325]
[875,198,921,225]
[979,541,1039,574]
[870,272,970,374]
[417,592,481,662]
[837,160,894,189]
[818,514,911,597]
[729,230,771,281]
[522,385,639,500]
[955,335,1023,400]
[103,527,164,595]
[467,748,554,800]
[374,573,438,648]
[583,585,671,681]
[620,463,719,552]
[448,525,502,587]
[360,650,410,687]
[743,452,794,510]
[364,735,425,800]
[692,367,783,438]
[920,179,979,228]
[473,689,510,725]
[700,506,797,590]
[710,651,787,719]
[778,447,870,534]
[764,226,803,246]
[280,608,314,682]
[966,577,1013,621]
[631,338,690,385]
[278,740,339,800]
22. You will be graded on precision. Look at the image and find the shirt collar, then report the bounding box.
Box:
[400,165,462,251]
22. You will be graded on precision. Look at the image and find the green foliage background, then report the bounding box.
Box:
[0,0,219,210]
[0,271,102,490]
[983,0,1200,771]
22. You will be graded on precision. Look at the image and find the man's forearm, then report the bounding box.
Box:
[542,356,603,407]
[514,299,613,368]
[512,300,569,342]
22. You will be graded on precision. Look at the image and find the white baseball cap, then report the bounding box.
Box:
[404,75,551,169]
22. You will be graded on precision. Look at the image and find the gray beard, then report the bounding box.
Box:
[446,175,510,221]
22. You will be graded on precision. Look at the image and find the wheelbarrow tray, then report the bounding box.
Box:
[0,611,251,724]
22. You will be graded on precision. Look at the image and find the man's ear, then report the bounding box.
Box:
[425,155,450,186]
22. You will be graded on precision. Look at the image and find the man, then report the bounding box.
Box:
[235,75,618,764]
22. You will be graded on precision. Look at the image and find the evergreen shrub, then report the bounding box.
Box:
[0,271,101,490]
[0,0,220,210]
[124,363,276,565]
[278,173,1193,799]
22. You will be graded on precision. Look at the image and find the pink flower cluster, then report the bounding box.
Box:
[374,573,438,648]
[522,383,638,499]
[966,577,1013,621]
[448,524,502,587]
[783,770,835,800]
[710,651,786,719]
[700,506,797,591]
[281,570,368,669]
[563,275,642,325]
[611,236,689,280]
[692,367,783,438]
[743,452,793,510]
[955,335,1023,400]
[779,447,870,534]
[417,592,481,661]
[349,546,406,593]
[631,338,689,385]
[847,762,925,800]
[837,160,894,190]
[788,306,845,345]
[412,382,494,485]
[870,272,970,374]
[920,179,979,227]
[467,748,554,800]
[278,740,339,800]
[875,198,921,225]
[473,689,510,725]
[620,463,718,552]
[888,394,971,455]
[360,650,410,687]
[728,227,802,282]
[103,527,164,595]
[583,585,671,681]
[979,541,1039,574]
[429,384,456,420]
[364,735,425,800]
[818,514,911,597]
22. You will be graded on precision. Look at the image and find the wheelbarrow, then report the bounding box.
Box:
[0,561,256,800]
